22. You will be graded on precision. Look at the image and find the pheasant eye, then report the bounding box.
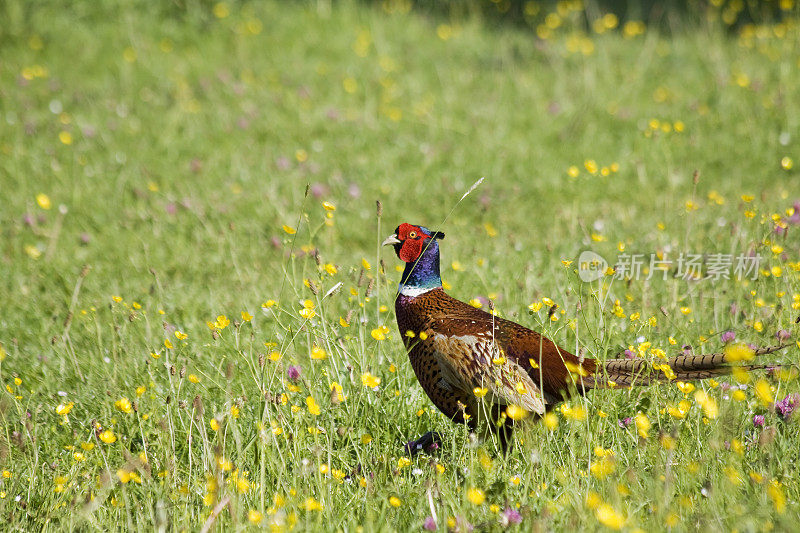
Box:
[408,231,417,239]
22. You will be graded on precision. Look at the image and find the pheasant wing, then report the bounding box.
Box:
[426,315,547,416]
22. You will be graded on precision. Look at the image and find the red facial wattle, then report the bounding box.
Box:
[399,238,424,262]
[396,223,426,262]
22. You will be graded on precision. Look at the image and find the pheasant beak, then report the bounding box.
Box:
[382,234,401,246]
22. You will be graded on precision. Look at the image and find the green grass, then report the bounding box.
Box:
[1,0,799,530]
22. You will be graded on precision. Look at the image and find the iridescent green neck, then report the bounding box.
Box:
[399,240,441,295]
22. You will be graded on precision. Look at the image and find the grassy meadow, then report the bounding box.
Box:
[1,0,800,530]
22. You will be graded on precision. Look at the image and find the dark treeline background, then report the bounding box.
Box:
[378,0,795,27]
[1,0,796,43]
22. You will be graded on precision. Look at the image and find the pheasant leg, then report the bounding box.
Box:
[404,431,442,455]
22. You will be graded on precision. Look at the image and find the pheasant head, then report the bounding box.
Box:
[383,223,445,296]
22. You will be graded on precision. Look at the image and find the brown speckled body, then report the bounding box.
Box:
[396,290,467,424]
[395,288,592,426]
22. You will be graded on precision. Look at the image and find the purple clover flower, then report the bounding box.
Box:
[310,183,328,198]
[501,507,523,526]
[423,517,437,531]
[753,415,765,428]
[721,331,736,344]
[618,417,633,428]
[776,329,791,342]
[775,393,799,419]
[287,365,302,381]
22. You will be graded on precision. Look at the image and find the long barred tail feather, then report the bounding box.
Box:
[587,344,790,389]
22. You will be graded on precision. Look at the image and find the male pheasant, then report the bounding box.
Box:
[383,222,789,453]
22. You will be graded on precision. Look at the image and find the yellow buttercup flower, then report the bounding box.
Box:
[310,345,327,359]
[361,372,381,388]
[596,503,625,529]
[466,487,485,505]
[506,404,528,421]
[590,456,615,480]
[56,402,74,416]
[473,387,488,398]
[634,413,650,438]
[754,379,773,406]
[214,315,230,329]
[304,497,323,511]
[371,325,390,340]
[114,397,133,414]
[36,193,52,209]
[306,396,321,416]
[725,343,754,362]
[248,510,263,524]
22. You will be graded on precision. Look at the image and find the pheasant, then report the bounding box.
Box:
[382,222,789,454]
